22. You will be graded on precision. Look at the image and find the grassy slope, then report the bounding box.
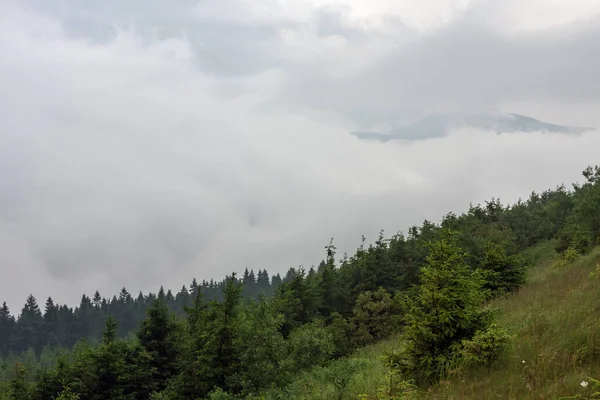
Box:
[269,241,600,400]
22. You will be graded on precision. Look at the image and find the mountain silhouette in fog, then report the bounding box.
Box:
[352,112,593,142]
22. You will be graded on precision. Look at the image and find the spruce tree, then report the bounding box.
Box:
[177,274,244,397]
[102,317,118,346]
[317,239,350,317]
[43,297,59,348]
[0,302,14,357]
[480,240,527,295]
[400,231,491,385]
[190,278,199,298]
[212,274,243,391]
[175,285,190,315]
[256,269,271,295]
[10,363,30,400]
[233,295,287,394]
[275,268,319,338]
[137,299,180,391]
[12,294,43,354]
[271,273,282,291]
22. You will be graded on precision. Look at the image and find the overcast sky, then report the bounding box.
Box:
[1,0,600,311]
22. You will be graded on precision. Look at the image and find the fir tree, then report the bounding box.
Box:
[12,294,43,354]
[0,302,14,357]
[137,300,180,392]
[400,231,492,385]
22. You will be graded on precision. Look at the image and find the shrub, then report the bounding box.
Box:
[351,288,404,347]
[479,241,527,296]
[53,385,81,400]
[287,321,335,370]
[323,359,363,400]
[327,312,355,358]
[357,352,419,400]
[552,246,580,270]
[460,324,511,372]
[207,387,237,400]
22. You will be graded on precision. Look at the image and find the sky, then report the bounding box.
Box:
[1,0,600,311]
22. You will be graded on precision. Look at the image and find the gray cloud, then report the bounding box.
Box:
[1,0,600,310]
[274,14,600,128]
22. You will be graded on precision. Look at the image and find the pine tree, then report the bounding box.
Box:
[234,295,287,394]
[157,287,166,303]
[275,268,320,338]
[75,295,94,341]
[102,317,118,346]
[271,273,282,290]
[56,305,75,348]
[165,290,175,309]
[118,288,131,304]
[400,231,492,385]
[10,363,30,400]
[283,267,297,283]
[43,297,59,348]
[12,294,43,354]
[92,291,102,309]
[256,269,271,295]
[242,268,257,298]
[356,230,403,294]
[388,232,421,291]
[116,288,136,337]
[134,291,146,323]
[0,302,14,357]
[351,288,404,346]
[317,240,348,318]
[95,317,146,399]
[179,273,244,397]
[479,240,527,295]
[175,285,190,315]
[213,274,243,391]
[190,278,199,298]
[137,300,180,392]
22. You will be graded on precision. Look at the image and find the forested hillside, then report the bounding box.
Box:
[0,269,287,357]
[1,165,600,400]
[254,243,600,399]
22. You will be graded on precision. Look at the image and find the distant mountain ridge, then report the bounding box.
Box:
[352,112,594,142]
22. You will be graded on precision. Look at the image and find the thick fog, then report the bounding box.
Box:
[1,0,599,310]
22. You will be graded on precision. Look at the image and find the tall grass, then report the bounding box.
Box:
[260,241,600,400]
[428,245,600,399]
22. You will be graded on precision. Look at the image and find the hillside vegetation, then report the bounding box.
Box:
[1,165,600,399]
[258,241,600,399]
[429,244,600,399]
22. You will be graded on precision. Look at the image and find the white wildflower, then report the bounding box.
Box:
[581,381,589,388]
[522,360,525,364]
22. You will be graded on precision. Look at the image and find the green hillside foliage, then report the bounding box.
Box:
[250,242,600,400]
[427,246,600,399]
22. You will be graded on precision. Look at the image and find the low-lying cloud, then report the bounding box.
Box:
[1,0,599,310]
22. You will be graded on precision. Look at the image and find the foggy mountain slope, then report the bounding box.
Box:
[352,112,594,142]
